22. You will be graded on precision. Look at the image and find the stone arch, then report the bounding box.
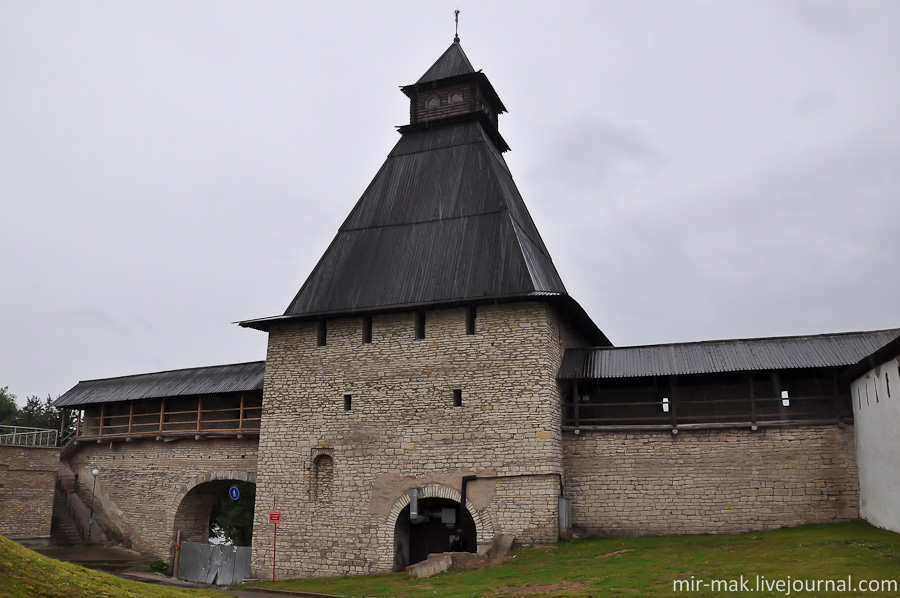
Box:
[171,469,257,513]
[169,469,257,561]
[379,483,495,570]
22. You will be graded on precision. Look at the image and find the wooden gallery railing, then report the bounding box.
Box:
[563,372,849,430]
[73,392,262,441]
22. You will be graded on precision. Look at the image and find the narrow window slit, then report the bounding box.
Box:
[344,394,352,411]
[317,319,327,347]
[466,306,477,335]
[362,316,372,344]
[453,389,462,407]
[415,311,425,339]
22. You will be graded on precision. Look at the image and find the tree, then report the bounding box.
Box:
[18,395,61,430]
[0,387,18,426]
[209,481,256,546]
[0,387,61,430]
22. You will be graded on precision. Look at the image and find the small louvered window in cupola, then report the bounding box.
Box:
[449,92,462,103]
[426,96,439,108]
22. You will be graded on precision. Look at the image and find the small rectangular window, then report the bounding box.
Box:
[781,390,790,407]
[362,316,372,344]
[415,311,425,339]
[344,394,352,411]
[662,397,669,413]
[453,389,462,407]
[317,320,327,346]
[466,306,477,335]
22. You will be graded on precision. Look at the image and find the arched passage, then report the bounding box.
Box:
[393,497,476,570]
[169,469,257,565]
[172,479,256,545]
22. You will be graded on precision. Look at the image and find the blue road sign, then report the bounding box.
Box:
[229,486,240,501]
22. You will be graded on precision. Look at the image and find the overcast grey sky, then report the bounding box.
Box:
[2,1,898,403]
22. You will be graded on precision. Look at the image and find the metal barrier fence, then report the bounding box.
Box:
[0,425,58,447]
[178,542,252,585]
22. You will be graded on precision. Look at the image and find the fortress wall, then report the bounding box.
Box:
[0,445,59,545]
[67,438,257,560]
[563,426,858,535]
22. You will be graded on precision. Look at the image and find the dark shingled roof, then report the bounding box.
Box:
[239,42,606,345]
[53,361,265,407]
[278,119,566,317]
[416,41,475,84]
[558,329,900,379]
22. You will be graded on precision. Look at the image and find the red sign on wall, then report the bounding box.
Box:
[269,511,281,523]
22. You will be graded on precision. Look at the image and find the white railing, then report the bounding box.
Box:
[0,425,58,447]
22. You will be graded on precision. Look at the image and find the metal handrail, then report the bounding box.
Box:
[0,426,58,447]
[56,478,89,541]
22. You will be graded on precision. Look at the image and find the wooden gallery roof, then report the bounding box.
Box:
[53,361,265,408]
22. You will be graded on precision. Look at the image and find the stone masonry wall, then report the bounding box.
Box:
[563,426,858,535]
[0,446,60,544]
[252,302,576,579]
[67,438,257,560]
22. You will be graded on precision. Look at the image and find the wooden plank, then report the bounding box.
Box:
[668,376,678,428]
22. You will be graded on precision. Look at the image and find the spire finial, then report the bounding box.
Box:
[453,9,460,43]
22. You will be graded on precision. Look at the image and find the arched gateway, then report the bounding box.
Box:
[172,470,257,549]
[386,484,494,571]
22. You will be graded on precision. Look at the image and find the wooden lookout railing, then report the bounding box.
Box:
[71,391,262,441]
[563,369,852,430]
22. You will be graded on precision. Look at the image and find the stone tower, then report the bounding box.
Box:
[242,38,608,578]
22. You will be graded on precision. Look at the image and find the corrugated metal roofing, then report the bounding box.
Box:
[53,361,265,407]
[416,41,475,84]
[558,329,900,379]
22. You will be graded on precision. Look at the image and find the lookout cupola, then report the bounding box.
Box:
[399,40,508,151]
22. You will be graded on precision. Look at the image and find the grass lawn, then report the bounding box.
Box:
[244,521,900,597]
[0,534,230,598]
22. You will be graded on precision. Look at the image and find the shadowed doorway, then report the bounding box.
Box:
[393,497,476,571]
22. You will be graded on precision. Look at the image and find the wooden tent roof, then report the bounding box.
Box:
[415,41,475,84]
[241,42,607,344]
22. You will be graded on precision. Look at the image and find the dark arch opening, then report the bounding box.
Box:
[393,497,476,571]
[173,479,256,551]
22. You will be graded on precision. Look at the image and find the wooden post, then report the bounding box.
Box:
[748,373,758,427]
[159,398,166,434]
[59,409,67,444]
[668,376,679,428]
[832,372,843,422]
[172,529,183,580]
[98,404,105,437]
[239,393,245,431]
[127,402,134,435]
[196,396,202,432]
[572,380,580,428]
[76,409,81,437]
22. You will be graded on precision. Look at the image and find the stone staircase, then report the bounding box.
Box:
[50,461,107,545]
[51,488,85,546]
